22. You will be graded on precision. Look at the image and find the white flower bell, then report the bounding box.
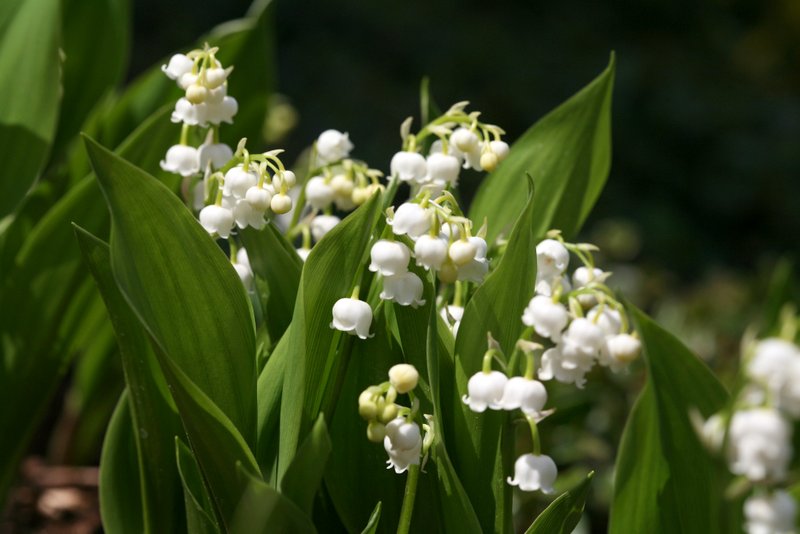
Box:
[603,333,641,370]
[450,127,480,153]
[205,95,238,125]
[538,347,591,388]
[245,186,272,212]
[536,239,569,279]
[391,151,427,183]
[586,306,622,337]
[331,297,372,339]
[390,203,431,238]
[462,371,508,412]
[522,296,569,341]
[388,364,419,394]
[425,152,460,185]
[223,165,258,199]
[729,408,792,482]
[369,240,411,276]
[384,418,422,474]
[160,144,200,177]
[305,176,334,210]
[499,377,547,415]
[380,272,425,307]
[748,338,800,417]
[316,129,353,164]
[198,142,233,171]
[198,205,234,238]
[311,215,341,242]
[489,140,510,161]
[507,453,557,494]
[448,239,477,266]
[233,248,254,289]
[270,193,293,215]
[744,490,797,534]
[414,235,448,270]
[441,305,464,336]
[162,54,194,80]
[232,199,266,230]
[171,98,200,125]
[457,257,489,283]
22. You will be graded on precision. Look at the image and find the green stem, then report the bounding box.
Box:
[396,464,420,534]
[527,415,541,455]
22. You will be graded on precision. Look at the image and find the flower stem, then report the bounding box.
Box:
[396,464,420,534]
[527,415,541,455]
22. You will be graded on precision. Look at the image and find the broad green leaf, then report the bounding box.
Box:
[469,54,615,243]
[154,347,261,529]
[0,107,175,500]
[447,181,539,533]
[54,0,130,153]
[526,471,594,534]
[278,192,381,479]
[609,306,729,534]
[255,327,288,483]
[84,135,257,444]
[75,226,183,533]
[361,502,382,534]
[280,414,332,514]
[176,438,220,534]
[230,463,317,534]
[98,392,144,534]
[240,224,302,341]
[0,0,61,217]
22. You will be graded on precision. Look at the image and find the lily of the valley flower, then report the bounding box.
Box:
[729,408,792,482]
[506,453,557,494]
[462,370,508,412]
[232,248,253,289]
[441,305,464,337]
[384,417,422,474]
[160,144,200,177]
[536,239,569,279]
[388,364,419,394]
[198,205,234,238]
[390,151,427,183]
[369,240,412,276]
[316,129,354,164]
[744,490,797,534]
[748,338,800,417]
[311,215,341,242]
[414,235,448,270]
[380,272,425,307]
[305,176,335,210]
[223,165,258,199]
[198,142,233,171]
[425,152,460,185]
[162,54,194,80]
[331,297,373,339]
[390,203,431,238]
[499,377,547,415]
[522,295,569,341]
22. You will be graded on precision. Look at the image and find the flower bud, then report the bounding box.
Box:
[305,176,334,210]
[367,420,386,442]
[379,402,399,423]
[245,186,272,211]
[329,174,353,196]
[414,235,448,270]
[311,215,341,242]
[186,83,208,104]
[606,333,641,364]
[204,67,228,89]
[489,140,510,161]
[270,193,292,214]
[389,364,419,394]
[451,127,479,152]
[448,239,477,266]
[480,152,499,172]
[437,260,458,283]
[358,390,378,420]
[280,170,297,188]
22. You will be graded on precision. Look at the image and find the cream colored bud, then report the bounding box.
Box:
[379,402,399,423]
[186,84,208,104]
[480,152,499,172]
[358,390,378,420]
[367,420,386,442]
[270,193,292,214]
[438,260,458,283]
[351,187,369,205]
[389,364,419,394]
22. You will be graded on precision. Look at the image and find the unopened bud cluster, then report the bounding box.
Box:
[697,312,800,534]
[357,364,432,474]
[523,232,640,388]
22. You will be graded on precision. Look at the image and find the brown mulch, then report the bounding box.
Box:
[2,457,101,534]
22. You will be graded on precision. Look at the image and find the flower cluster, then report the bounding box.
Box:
[698,318,800,533]
[358,364,433,474]
[160,45,237,178]
[463,337,557,493]
[390,101,509,194]
[524,232,640,388]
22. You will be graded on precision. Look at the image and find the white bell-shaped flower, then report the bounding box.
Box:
[572,266,604,288]
[391,151,427,183]
[586,306,622,337]
[178,72,198,90]
[270,193,293,215]
[245,186,272,212]
[223,165,258,199]
[507,453,557,494]
[729,408,792,482]
[232,199,266,230]
[206,85,227,105]
[534,273,571,298]
[205,96,238,125]
[390,203,432,238]
[451,127,480,153]
[162,54,194,80]
[748,338,800,417]
[311,215,341,242]
[380,272,425,307]
[171,97,201,125]
[603,333,641,371]
[563,318,605,354]
[304,176,335,210]
[522,296,569,341]
[331,297,372,339]
[369,240,411,276]
[316,129,354,164]
[489,140,510,161]
[233,263,253,289]
[448,239,477,266]
[536,239,569,278]
[160,145,200,177]
[198,205,234,238]
[204,67,229,89]
[499,377,547,415]
[425,152,460,185]
[457,257,489,283]
[542,319,604,387]
[441,305,464,336]
[414,235,448,270]
[744,490,797,534]
[538,347,591,388]
[384,418,422,474]
[198,142,233,171]
[462,371,508,412]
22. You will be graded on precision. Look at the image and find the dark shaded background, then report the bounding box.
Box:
[133,0,799,281]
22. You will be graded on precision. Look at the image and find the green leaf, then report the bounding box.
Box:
[175,438,220,534]
[361,502,382,534]
[75,225,184,533]
[0,0,61,217]
[447,181,539,533]
[0,107,176,500]
[84,135,258,445]
[240,223,302,341]
[278,192,381,479]
[526,471,594,534]
[469,54,615,243]
[230,463,317,534]
[609,306,729,534]
[98,392,144,534]
[255,327,289,483]
[280,414,332,515]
